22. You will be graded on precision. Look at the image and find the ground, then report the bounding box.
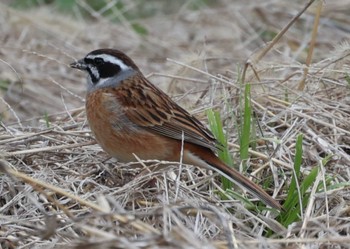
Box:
[1,0,350,248]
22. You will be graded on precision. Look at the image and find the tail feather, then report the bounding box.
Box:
[185,145,282,210]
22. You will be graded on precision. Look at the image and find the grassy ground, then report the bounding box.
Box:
[1,0,350,248]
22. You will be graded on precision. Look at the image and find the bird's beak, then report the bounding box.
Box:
[70,59,87,70]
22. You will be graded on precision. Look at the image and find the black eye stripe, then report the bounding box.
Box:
[85,58,93,64]
[84,56,124,85]
[85,57,104,65]
[94,58,104,65]
[98,61,121,79]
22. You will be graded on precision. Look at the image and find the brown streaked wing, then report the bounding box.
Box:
[116,75,220,152]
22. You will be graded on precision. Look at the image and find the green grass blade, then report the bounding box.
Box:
[44,112,51,128]
[240,84,251,168]
[278,134,325,227]
[207,109,233,189]
[283,134,303,210]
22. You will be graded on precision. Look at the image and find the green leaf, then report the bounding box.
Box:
[132,23,148,36]
[0,79,11,91]
[345,73,350,86]
[54,0,76,11]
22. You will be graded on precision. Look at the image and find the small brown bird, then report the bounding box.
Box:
[70,49,281,210]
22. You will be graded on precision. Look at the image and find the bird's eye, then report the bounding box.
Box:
[94,58,104,65]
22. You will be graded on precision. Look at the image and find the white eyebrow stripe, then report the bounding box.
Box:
[86,54,130,70]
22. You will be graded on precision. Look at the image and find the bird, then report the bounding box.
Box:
[70,48,282,210]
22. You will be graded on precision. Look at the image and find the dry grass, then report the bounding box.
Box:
[1,0,350,248]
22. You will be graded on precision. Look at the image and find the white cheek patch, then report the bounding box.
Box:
[89,66,99,80]
[86,54,130,71]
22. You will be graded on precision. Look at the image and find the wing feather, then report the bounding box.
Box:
[115,74,221,151]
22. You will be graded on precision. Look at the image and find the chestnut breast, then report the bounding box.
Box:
[86,88,176,162]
